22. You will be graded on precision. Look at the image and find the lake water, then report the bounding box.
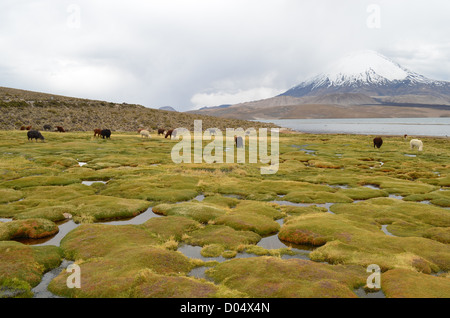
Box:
[259,118,450,137]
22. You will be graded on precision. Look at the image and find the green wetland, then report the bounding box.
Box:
[0,129,449,298]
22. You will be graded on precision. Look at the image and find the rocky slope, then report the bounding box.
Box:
[0,86,277,131]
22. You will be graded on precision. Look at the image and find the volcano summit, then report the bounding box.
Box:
[280,50,450,98]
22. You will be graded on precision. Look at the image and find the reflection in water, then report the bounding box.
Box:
[388,194,404,200]
[363,184,380,189]
[192,194,205,202]
[98,207,161,225]
[15,219,79,246]
[291,144,316,155]
[188,266,212,280]
[178,244,235,264]
[16,207,160,246]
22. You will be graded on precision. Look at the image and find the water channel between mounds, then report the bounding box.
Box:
[4,170,448,298]
[5,174,448,298]
[8,190,404,298]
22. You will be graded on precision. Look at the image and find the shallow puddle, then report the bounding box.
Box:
[187,266,212,280]
[330,184,350,189]
[271,200,309,207]
[363,184,380,189]
[192,194,205,202]
[81,180,107,186]
[291,144,316,155]
[388,194,404,200]
[257,234,314,257]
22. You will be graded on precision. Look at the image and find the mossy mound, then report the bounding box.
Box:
[403,189,450,207]
[100,174,199,203]
[330,198,450,241]
[184,225,261,249]
[52,221,242,298]
[337,187,389,200]
[0,188,23,203]
[279,213,450,272]
[60,223,162,259]
[233,200,283,219]
[215,212,280,236]
[201,194,240,208]
[206,256,366,298]
[1,175,81,189]
[360,176,438,196]
[152,202,227,224]
[49,263,241,298]
[382,269,450,298]
[202,178,334,201]
[0,241,62,297]
[68,195,151,223]
[142,216,201,241]
[280,205,329,216]
[283,191,353,204]
[0,218,59,241]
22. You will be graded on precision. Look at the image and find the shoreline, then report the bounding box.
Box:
[261,117,450,138]
[284,129,449,138]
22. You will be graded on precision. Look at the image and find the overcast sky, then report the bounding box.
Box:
[1,0,449,111]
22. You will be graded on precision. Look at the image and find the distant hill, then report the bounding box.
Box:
[189,51,450,120]
[198,104,232,110]
[159,106,177,112]
[0,86,277,131]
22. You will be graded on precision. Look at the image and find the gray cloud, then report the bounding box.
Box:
[0,0,449,111]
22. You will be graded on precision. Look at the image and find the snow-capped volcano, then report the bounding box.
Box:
[281,50,449,97]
